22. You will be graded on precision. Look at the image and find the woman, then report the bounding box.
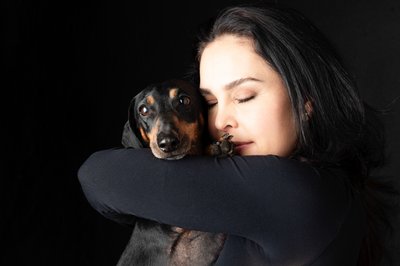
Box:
[78,4,394,265]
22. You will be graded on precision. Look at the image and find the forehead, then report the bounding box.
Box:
[135,81,196,105]
[199,35,270,90]
[144,87,178,105]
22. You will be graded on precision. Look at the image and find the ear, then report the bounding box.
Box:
[121,95,146,148]
[121,120,144,148]
[304,100,313,121]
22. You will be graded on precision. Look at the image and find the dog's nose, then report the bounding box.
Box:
[157,134,180,153]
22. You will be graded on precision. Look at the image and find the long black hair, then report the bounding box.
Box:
[188,4,398,265]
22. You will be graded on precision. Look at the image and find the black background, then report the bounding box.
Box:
[3,0,400,265]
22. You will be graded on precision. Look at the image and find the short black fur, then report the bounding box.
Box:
[118,79,234,266]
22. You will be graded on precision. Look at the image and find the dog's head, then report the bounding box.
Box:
[122,79,206,160]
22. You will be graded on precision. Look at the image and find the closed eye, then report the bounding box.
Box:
[207,100,217,109]
[235,95,255,104]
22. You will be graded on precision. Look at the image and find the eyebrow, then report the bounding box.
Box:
[199,77,262,95]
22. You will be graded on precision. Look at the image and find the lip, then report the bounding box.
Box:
[233,141,253,154]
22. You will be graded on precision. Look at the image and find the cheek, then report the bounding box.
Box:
[252,103,297,152]
[265,109,298,155]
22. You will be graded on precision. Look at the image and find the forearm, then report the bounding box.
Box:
[77,148,349,238]
[77,147,356,263]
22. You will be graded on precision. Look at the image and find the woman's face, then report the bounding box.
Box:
[199,35,298,156]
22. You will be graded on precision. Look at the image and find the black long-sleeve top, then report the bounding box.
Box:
[77,148,366,265]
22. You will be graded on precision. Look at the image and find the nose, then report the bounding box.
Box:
[157,133,180,153]
[213,105,237,132]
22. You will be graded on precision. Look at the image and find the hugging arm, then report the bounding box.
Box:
[78,148,354,262]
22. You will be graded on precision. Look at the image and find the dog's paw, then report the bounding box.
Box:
[208,133,235,157]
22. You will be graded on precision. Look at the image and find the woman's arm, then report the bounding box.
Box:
[78,148,351,254]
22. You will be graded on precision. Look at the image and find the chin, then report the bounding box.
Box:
[235,145,257,156]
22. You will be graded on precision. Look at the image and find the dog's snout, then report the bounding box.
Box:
[157,133,180,153]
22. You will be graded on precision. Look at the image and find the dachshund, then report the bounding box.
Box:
[118,79,234,266]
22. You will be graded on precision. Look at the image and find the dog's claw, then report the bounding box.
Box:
[209,133,235,157]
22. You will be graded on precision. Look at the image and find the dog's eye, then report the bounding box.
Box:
[138,105,149,116]
[179,95,191,106]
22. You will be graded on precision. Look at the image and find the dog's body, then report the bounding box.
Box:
[118,79,234,266]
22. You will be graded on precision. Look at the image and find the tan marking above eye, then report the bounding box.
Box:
[146,95,155,105]
[169,88,178,99]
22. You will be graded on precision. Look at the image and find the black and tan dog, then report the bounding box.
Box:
[118,79,234,266]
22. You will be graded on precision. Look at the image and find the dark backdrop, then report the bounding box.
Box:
[3,0,399,265]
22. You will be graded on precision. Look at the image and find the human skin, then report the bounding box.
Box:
[199,34,298,156]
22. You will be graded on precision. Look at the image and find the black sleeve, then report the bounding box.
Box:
[77,148,351,257]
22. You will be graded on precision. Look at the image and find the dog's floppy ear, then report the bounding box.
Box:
[121,120,143,148]
[121,95,145,148]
